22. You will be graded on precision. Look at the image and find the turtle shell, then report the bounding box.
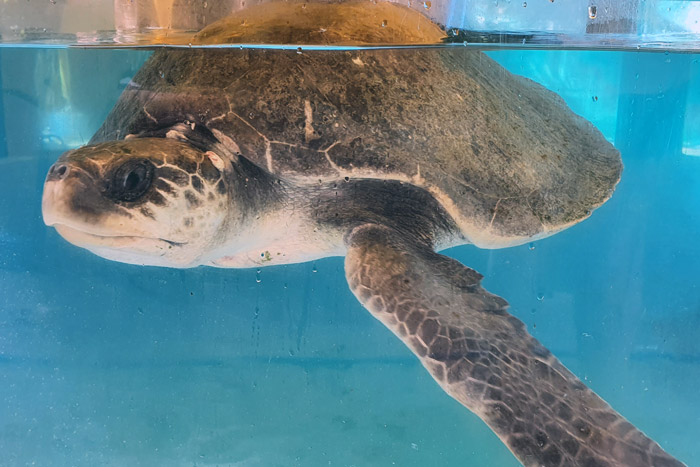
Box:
[91,2,621,248]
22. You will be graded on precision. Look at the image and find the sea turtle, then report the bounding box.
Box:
[41,2,684,466]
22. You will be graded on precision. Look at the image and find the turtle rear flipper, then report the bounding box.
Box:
[344,224,684,467]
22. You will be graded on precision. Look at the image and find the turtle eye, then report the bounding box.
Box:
[107,159,155,202]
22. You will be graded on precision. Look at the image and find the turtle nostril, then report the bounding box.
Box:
[48,163,69,181]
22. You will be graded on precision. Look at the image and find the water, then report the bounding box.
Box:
[0,47,699,466]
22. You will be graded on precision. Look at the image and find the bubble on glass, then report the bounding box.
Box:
[423,1,431,9]
[255,269,262,283]
[592,96,598,102]
[528,243,535,250]
[297,47,303,54]
[381,19,388,27]
[536,293,544,301]
[522,1,527,7]
[588,5,597,19]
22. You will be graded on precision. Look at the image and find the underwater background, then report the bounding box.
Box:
[0,48,698,466]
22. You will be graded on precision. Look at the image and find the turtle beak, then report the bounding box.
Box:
[42,160,121,236]
[42,161,76,228]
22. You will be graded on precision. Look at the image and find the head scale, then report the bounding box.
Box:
[42,138,232,267]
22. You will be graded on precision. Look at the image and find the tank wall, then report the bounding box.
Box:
[1,0,700,47]
[0,47,698,465]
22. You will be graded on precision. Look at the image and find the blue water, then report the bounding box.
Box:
[0,48,698,466]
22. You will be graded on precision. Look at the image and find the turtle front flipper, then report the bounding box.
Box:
[344,224,684,467]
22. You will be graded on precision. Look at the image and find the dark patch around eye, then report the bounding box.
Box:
[185,190,201,208]
[105,158,155,203]
[191,175,204,193]
[158,167,189,186]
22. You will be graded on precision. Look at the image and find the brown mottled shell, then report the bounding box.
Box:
[91,2,621,248]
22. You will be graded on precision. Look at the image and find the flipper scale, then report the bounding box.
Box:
[344,224,684,467]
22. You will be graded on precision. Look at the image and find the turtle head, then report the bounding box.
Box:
[42,137,233,267]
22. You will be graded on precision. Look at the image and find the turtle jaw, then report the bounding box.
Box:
[42,174,197,267]
[51,223,193,267]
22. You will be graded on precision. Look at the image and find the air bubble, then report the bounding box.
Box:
[297,47,303,54]
[522,1,526,7]
[423,1,431,9]
[255,269,262,283]
[536,293,544,301]
[381,19,388,27]
[588,5,597,19]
